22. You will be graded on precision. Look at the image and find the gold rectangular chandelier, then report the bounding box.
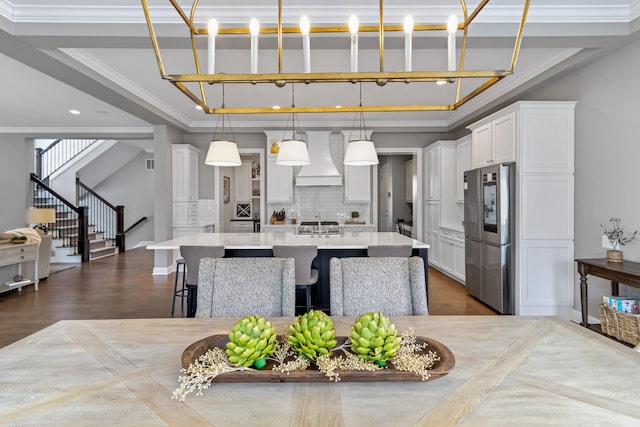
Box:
[141,0,530,114]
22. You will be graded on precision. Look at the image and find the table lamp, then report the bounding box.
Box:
[25,208,56,234]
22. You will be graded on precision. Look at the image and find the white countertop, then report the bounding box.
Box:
[147,232,427,250]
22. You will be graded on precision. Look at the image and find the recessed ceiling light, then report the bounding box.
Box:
[436,80,447,86]
[272,105,281,110]
[195,105,203,110]
[69,109,80,115]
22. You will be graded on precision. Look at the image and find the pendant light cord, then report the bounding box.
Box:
[213,83,237,142]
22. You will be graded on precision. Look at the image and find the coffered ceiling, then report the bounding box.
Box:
[0,1,639,136]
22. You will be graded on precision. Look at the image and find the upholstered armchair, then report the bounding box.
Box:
[195,257,296,318]
[329,256,428,316]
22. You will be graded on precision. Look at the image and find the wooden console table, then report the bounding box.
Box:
[576,258,640,327]
[0,242,39,294]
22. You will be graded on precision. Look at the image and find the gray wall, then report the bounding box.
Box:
[523,38,640,316]
[94,151,155,249]
[0,135,33,230]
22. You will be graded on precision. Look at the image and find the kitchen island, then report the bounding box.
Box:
[147,232,428,313]
[2,316,638,426]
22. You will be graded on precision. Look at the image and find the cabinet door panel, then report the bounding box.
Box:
[266,157,293,202]
[471,123,492,169]
[492,112,515,164]
[344,164,371,202]
[440,237,455,274]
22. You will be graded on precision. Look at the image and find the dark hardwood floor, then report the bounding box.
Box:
[0,247,495,348]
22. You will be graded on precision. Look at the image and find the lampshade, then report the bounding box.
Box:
[25,208,56,224]
[205,140,241,166]
[276,139,310,166]
[344,139,379,166]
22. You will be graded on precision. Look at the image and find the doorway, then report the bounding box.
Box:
[377,154,414,233]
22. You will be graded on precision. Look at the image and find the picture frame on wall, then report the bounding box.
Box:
[223,176,230,203]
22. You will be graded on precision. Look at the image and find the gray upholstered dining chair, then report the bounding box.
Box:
[329,256,428,316]
[367,245,413,257]
[272,245,318,312]
[195,257,296,318]
[176,245,225,315]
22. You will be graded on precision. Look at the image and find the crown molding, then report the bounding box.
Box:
[1,2,637,25]
[187,118,448,132]
[0,126,154,135]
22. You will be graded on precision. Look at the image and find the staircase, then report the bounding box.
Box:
[31,173,124,263]
[35,194,119,263]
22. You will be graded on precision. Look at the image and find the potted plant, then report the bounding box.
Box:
[601,218,637,262]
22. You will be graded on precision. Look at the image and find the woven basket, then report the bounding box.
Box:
[598,303,640,345]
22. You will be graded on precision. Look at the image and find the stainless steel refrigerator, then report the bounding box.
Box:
[463,163,515,314]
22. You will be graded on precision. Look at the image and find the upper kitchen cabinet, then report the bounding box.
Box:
[341,131,372,203]
[424,141,456,203]
[172,144,199,226]
[264,132,294,203]
[456,135,472,204]
[469,112,515,169]
[172,144,199,202]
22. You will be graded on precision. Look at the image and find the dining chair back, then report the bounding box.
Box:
[196,257,296,317]
[272,245,319,312]
[329,256,428,316]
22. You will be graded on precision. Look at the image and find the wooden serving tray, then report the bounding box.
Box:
[181,334,455,383]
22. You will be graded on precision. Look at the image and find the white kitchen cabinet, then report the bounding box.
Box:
[234,163,251,202]
[439,236,455,276]
[344,224,377,232]
[456,135,471,203]
[470,112,515,169]
[262,225,297,234]
[266,155,293,203]
[342,131,372,203]
[424,145,441,201]
[405,158,415,203]
[231,220,254,233]
[438,228,465,283]
[426,230,441,267]
[344,165,371,202]
[172,144,199,226]
[466,101,576,317]
[172,144,199,202]
[454,239,466,282]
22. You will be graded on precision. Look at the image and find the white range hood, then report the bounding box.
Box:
[296,131,342,186]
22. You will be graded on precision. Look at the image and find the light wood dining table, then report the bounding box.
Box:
[0,316,639,426]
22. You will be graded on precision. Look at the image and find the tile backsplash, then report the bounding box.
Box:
[266,133,371,223]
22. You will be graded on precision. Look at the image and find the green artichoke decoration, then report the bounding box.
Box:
[288,309,337,361]
[350,312,401,366]
[226,315,277,368]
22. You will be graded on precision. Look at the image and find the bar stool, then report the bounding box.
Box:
[272,245,318,313]
[180,245,226,317]
[171,258,187,315]
[367,245,413,257]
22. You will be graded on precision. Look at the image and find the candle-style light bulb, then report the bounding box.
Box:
[447,14,458,72]
[250,18,260,74]
[300,15,311,73]
[349,15,359,72]
[207,18,218,75]
[403,15,414,72]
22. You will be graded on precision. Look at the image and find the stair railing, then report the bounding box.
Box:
[76,178,125,254]
[30,173,90,262]
[35,139,98,182]
[124,217,148,234]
